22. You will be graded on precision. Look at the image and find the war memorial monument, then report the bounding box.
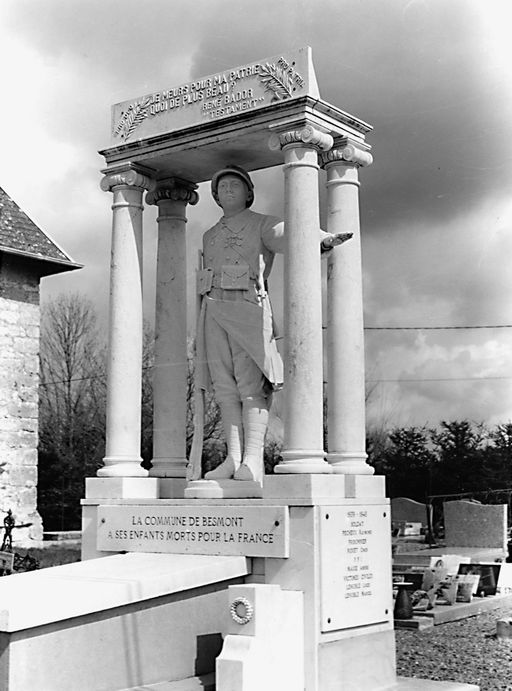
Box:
[0,48,478,691]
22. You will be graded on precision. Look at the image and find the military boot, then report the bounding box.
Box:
[205,400,244,480]
[233,398,268,483]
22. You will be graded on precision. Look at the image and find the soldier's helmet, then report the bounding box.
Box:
[211,165,254,208]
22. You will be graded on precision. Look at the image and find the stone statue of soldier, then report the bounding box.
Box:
[193,165,350,484]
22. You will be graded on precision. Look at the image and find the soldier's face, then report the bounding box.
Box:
[217,175,249,213]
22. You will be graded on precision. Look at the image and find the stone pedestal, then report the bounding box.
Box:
[216,584,304,691]
[263,477,394,691]
[81,481,397,691]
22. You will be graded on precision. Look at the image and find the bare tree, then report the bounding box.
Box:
[38,294,106,529]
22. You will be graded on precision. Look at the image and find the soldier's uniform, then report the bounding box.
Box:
[196,207,284,402]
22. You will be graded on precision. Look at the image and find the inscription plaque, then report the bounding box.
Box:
[97,505,289,558]
[110,47,318,144]
[319,505,392,632]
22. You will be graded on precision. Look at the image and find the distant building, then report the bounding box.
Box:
[0,186,80,545]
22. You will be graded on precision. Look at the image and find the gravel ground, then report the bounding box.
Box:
[396,605,512,690]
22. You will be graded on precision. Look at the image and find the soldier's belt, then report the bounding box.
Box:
[197,265,252,294]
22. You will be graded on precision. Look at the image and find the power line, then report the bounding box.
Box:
[39,324,512,388]
[39,365,153,388]
[42,371,512,389]
[365,324,512,331]
[368,375,512,383]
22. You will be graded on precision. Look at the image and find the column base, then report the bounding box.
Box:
[85,477,159,499]
[264,474,346,502]
[149,457,188,478]
[184,479,263,499]
[274,449,332,474]
[98,457,148,478]
[327,451,374,475]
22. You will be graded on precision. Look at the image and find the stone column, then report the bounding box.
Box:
[320,141,374,474]
[146,178,198,483]
[98,167,155,477]
[269,125,333,474]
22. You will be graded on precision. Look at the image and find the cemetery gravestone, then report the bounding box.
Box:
[391,497,432,531]
[444,500,507,551]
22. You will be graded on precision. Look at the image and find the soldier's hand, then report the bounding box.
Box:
[321,232,353,251]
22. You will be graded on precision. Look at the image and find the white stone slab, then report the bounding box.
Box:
[111,47,319,144]
[85,477,159,499]
[319,504,393,631]
[157,477,187,498]
[0,553,250,632]
[263,474,346,503]
[97,504,289,557]
[344,474,386,498]
[217,584,304,691]
[184,479,262,499]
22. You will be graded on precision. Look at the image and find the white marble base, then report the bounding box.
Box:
[0,553,249,690]
[184,480,263,499]
[263,474,345,503]
[216,584,304,691]
[85,477,159,499]
[344,474,386,498]
[157,477,187,498]
[263,473,386,502]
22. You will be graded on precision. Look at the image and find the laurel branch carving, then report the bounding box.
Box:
[114,97,152,141]
[257,62,293,101]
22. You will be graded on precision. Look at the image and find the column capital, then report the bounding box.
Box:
[146,177,199,206]
[268,124,333,152]
[100,166,156,193]
[320,139,373,168]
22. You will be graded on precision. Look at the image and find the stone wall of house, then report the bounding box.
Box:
[0,255,43,545]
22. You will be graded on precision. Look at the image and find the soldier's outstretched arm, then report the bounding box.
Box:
[321,232,353,251]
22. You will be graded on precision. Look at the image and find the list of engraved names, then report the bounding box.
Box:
[343,509,374,600]
[320,504,391,631]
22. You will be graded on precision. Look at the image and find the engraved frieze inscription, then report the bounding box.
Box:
[111,48,312,142]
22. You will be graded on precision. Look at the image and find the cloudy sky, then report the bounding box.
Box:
[1,0,511,430]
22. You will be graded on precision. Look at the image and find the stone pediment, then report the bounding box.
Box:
[100,47,372,183]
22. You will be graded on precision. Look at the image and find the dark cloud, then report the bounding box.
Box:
[186,0,512,233]
[3,0,511,424]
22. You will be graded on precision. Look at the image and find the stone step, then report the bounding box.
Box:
[0,553,250,690]
[127,673,478,691]
[127,673,476,691]
[394,592,512,629]
[125,673,215,690]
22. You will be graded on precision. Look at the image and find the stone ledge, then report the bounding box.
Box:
[124,673,215,691]
[0,552,250,631]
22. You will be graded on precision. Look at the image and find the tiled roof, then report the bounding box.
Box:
[0,186,78,267]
